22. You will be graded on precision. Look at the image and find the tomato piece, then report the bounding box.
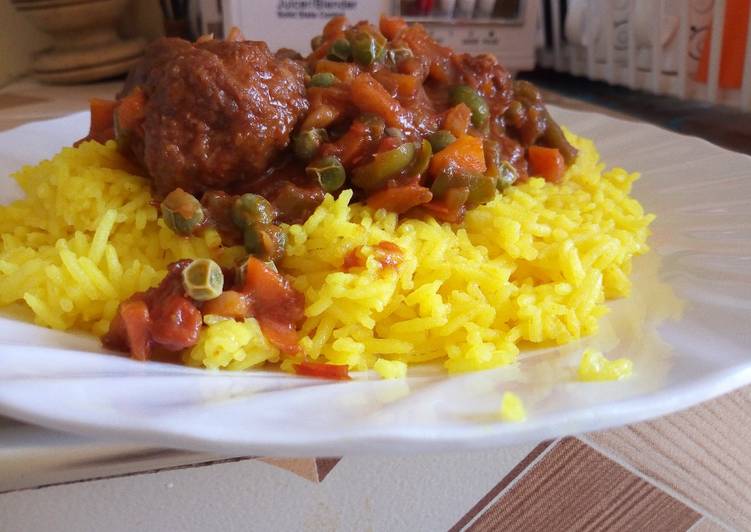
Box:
[258,317,300,355]
[366,184,432,214]
[243,257,304,323]
[295,361,351,380]
[374,241,403,269]
[149,294,202,351]
[201,290,252,320]
[118,299,151,361]
[528,146,565,183]
[342,245,366,271]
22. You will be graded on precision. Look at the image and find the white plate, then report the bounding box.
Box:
[0,108,749,456]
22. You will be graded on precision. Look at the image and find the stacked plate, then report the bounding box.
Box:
[11,0,145,83]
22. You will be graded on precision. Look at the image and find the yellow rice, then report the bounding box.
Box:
[0,131,654,373]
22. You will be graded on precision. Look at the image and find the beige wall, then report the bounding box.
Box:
[0,0,164,88]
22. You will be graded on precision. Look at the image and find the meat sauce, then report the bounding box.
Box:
[93,16,577,373]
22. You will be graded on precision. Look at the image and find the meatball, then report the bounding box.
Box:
[120,37,308,196]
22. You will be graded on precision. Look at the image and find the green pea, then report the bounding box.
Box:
[351,142,416,191]
[161,188,205,236]
[540,111,578,165]
[497,161,519,190]
[182,258,224,301]
[231,193,274,229]
[386,46,413,64]
[411,139,432,176]
[244,223,287,262]
[428,130,456,153]
[309,72,337,88]
[450,85,490,128]
[350,32,377,65]
[384,127,405,140]
[293,128,328,162]
[306,155,346,192]
[311,35,323,51]
[327,38,351,62]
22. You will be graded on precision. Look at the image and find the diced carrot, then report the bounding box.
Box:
[323,15,348,40]
[83,98,117,144]
[379,15,407,40]
[315,59,361,83]
[429,135,487,177]
[366,184,433,214]
[400,24,454,82]
[295,360,351,380]
[442,103,472,138]
[528,146,565,183]
[115,86,146,133]
[351,73,411,131]
[301,104,341,131]
[373,70,420,101]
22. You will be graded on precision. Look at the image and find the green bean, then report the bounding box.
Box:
[161,188,205,236]
[428,130,456,153]
[311,35,323,51]
[504,100,524,127]
[327,38,352,62]
[449,85,490,128]
[430,170,470,198]
[182,259,224,301]
[513,80,542,104]
[467,174,497,205]
[540,111,578,165]
[351,142,416,191]
[244,223,287,262]
[309,72,336,88]
[411,139,432,176]
[292,128,328,162]
[306,155,346,192]
[497,161,519,190]
[231,193,274,229]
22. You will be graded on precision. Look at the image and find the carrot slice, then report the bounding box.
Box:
[379,15,407,40]
[443,103,472,138]
[351,73,411,131]
[115,87,146,133]
[528,146,565,183]
[81,98,117,145]
[366,184,433,214]
[429,135,486,177]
